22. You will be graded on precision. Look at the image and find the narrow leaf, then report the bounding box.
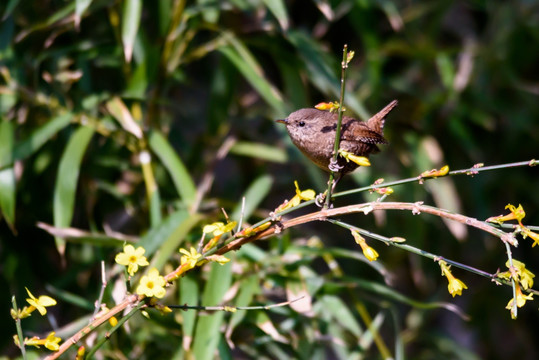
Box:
[105,97,143,138]
[192,261,233,359]
[179,275,199,351]
[230,141,287,163]
[121,0,142,63]
[9,113,72,167]
[261,0,289,30]
[0,120,16,231]
[219,34,285,116]
[148,130,196,206]
[53,126,94,255]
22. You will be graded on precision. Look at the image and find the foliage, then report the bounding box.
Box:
[1,0,539,359]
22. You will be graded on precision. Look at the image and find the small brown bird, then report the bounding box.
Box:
[278,100,398,181]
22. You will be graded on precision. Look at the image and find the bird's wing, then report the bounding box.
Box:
[341,119,388,144]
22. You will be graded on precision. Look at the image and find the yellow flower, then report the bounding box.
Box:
[276,181,315,212]
[136,268,166,298]
[203,221,237,237]
[506,284,533,313]
[179,247,202,270]
[294,180,315,202]
[351,230,379,261]
[521,226,539,247]
[115,244,149,276]
[339,149,371,167]
[25,288,57,316]
[202,221,237,252]
[439,261,468,297]
[25,332,62,351]
[486,204,525,225]
[499,259,535,290]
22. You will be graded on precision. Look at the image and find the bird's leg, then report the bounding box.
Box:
[315,171,343,208]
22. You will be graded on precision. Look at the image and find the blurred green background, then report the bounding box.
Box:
[1,0,538,359]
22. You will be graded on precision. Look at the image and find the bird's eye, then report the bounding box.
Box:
[299,121,305,127]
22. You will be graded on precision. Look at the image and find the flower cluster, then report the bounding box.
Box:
[497,259,535,318]
[12,288,61,352]
[202,221,237,252]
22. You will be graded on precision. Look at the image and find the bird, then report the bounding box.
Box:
[277,100,398,184]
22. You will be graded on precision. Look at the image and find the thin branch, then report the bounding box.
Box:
[44,294,143,360]
[91,261,108,322]
[167,296,305,311]
[324,44,349,209]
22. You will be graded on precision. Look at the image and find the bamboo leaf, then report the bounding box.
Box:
[8,113,72,167]
[121,0,142,63]
[148,130,196,206]
[192,261,233,359]
[219,34,285,116]
[262,0,289,30]
[0,120,16,231]
[75,0,93,27]
[105,97,143,138]
[179,275,199,352]
[230,141,287,163]
[53,125,94,255]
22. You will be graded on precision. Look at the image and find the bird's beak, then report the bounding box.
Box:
[276,118,287,124]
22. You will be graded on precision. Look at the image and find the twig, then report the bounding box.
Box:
[44,294,142,360]
[167,296,305,311]
[324,44,349,209]
[12,296,27,360]
[91,261,108,323]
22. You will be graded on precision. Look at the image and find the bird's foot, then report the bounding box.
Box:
[328,158,343,173]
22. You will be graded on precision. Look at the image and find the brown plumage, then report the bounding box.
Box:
[278,100,398,176]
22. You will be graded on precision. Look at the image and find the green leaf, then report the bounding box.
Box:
[219,34,285,116]
[53,125,94,255]
[37,222,136,247]
[2,0,20,20]
[105,97,143,138]
[262,0,289,30]
[138,207,202,263]
[319,295,362,337]
[0,120,16,231]
[192,261,233,359]
[230,141,287,163]
[148,130,196,207]
[225,275,259,341]
[8,113,72,167]
[75,0,93,26]
[149,212,202,271]
[231,174,273,221]
[122,0,142,63]
[179,275,199,352]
